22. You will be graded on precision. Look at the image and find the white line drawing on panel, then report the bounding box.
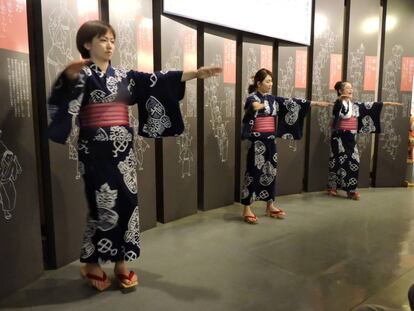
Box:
[402,93,410,117]
[116,19,137,70]
[0,130,22,221]
[46,0,77,88]
[245,47,260,99]
[278,54,298,152]
[128,107,150,171]
[279,56,294,97]
[224,86,235,119]
[348,43,365,100]
[46,0,80,179]
[349,43,372,156]
[380,45,404,159]
[164,40,182,71]
[205,54,229,162]
[313,29,338,144]
[164,39,194,178]
[176,117,194,178]
[380,106,401,160]
[185,80,197,118]
[382,45,403,101]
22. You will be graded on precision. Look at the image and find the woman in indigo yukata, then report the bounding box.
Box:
[47,20,221,291]
[241,68,331,224]
[326,81,401,200]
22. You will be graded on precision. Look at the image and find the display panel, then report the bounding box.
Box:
[164,0,312,45]
[0,0,43,298]
[203,32,236,210]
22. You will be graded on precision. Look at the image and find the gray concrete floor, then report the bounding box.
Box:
[1,188,414,311]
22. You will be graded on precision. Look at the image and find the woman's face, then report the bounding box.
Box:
[85,30,115,62]
[341,82,353,99]
[257,74,273,94]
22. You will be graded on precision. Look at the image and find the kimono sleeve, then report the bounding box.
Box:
[129,70,186,138]
[276,97,311,140]
[356,101,383,133]
[47,71,85,144]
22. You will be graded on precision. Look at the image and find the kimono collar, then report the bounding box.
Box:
[88,62,114,77]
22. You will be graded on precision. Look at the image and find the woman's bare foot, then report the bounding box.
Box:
[266,203,286,218]
[242,205,258,224]
[80,263,111,291]
[114,261,138,287]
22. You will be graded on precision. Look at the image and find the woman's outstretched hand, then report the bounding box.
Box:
[181,66,222,81]
[64,60,89,80]
[196,66,222,79]
[383,102,403,106]
[311,101,333,107]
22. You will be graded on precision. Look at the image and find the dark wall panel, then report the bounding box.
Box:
[203,31,236,210]
[239,41,273,202]
[109,0,156,231]
[41,0,99,267]
[160,16,198,222]
[277,46,308,195]
[374,0,414,187]
[0,0,43,298]
[346,0,381,188]
[306,0,344,191]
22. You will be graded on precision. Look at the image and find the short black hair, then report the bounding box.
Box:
[76,20,116,59]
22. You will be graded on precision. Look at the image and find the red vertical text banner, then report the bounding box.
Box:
[260,45,273,71]
[0,0,29,53]
[400,57,414,92]
[223,39,236,84]
[183,29,197,71]
[137,16,153,72]
[363,56,378,91]
[295,50,307,89]
[329,53,342,90]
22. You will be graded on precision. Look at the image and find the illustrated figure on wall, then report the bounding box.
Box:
[205,54,230,162]
[313,29,339,144]
[0,130,22,221]
[326,81,402,200]
[177,118,194,178]
[46,0,77,87]
[47,20,221,291]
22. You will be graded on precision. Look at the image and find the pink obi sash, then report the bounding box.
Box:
[338,117,357,131]
[79,102,129,128]
[252,116,276,133]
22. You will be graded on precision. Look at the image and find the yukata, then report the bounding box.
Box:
[240,91,310,205]
[48,63,185,263]
[327,99,383,193]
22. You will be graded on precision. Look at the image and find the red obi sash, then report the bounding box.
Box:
[338,117,357,131]
[79,102,129,128]
[252,116,276,133]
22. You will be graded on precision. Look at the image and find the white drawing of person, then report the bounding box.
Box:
[177,120,193,178]
[46,0,77,87]
[0,131,22,221]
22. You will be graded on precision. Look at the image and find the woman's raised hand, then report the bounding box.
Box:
[64,60,89,80]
